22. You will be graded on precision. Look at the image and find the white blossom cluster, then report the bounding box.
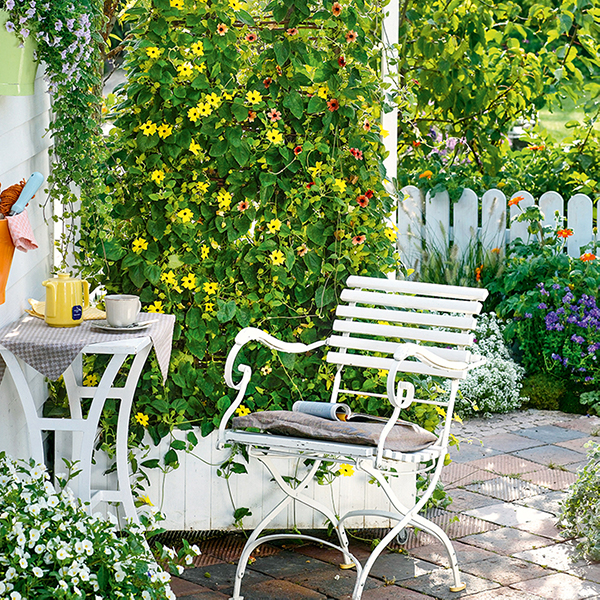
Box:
[0,453,199,600]
[455,312,526,416]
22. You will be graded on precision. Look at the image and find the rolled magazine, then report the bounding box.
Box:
[292,401,388,423]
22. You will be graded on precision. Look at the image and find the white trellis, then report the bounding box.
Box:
[391,187,597,270]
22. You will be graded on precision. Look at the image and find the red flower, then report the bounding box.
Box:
[338,56,346,68]
[238,200,249,212]
[276,65,282,75]
[332,2,342,16]
[581,253,596,262]
[306,182,315,189]
[267,108,282,122]
[508,195,523,207]
[263,77,272,88]
[286,28,299,35]
[345,30,357,43]
[352,235,366,245]
[327,99,339,112]
[356,195,369,207]
[557,228,573,239]
[350,148,363,160]
[365,190,374,199]
[294,146,302,156]
[412,140,421,148]
[245,33,257,42]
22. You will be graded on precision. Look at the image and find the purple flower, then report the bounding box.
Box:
[5,0,14,9]
[55,20,62,31]
[553,283,561,290]
[20,28,29,39]
[538,303,547,310]
[5,21,15,33]
[525,313,533,319]
[585,377,593,382]
[66,18,75,31]
[551,353,561,361]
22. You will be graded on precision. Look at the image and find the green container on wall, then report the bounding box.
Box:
[0,10,38,96]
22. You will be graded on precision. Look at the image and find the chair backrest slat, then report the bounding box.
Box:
[332,319,474,347]
[340,289,483,315]
[335,305,476,331]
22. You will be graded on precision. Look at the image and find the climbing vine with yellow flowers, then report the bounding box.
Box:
[84,0,403,466]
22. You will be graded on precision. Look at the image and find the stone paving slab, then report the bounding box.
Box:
[518,425,589,443]
[181,563,270,595]
[460,554,550,585]
[513,490,567,516]
[513,517,563,540]
[248,550,336,578]
[242,578,327,600]
[448,443,501,463]
[360,587,435,600]
[512,444,588,466]
[465,475,549,502]
[459,526,555,555]
[565,459,589,472]
[464,501,555,527]
[461,589,544,600]
[477,432,545,452]
[555,417,600,435]
[467,454,544,476]
[445,489,499,513]
[399,569,499,599]
[293,542,373,565]
[440,463,496,487]
[557,437,595,453]
[409,541,497,568]
[170,577,210,597]
[511,571,600,599]
[521,465,578,490]
[367,553,439,582]
[513,541,586,570]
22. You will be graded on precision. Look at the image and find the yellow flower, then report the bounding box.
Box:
[161,270,177,286]
[132,237,148,254]
[189,140,202,155]
[147,300,165,313]
[384,228,397,242]
[229,0,243,10]
[170,0,184,9]
[205,92,220,108]
[135,412,149,427]
[196,181,209,194]
[203,282,219,294]
[308,161,323,177]
[197,102,212,117]
[190,41,204,56]
[177,63,194,79]
[145,47,161,59]
[182,273,196,290]
[235,405,251,416]
[140,120,157,136]
[151,169,165,184]
[338,464,354,477]
[419,170,433,180]
[377,369,388,378]
[317,86,328,99]
[157,123,173,139]
[217,189,232,210]
[267,218,282,234]
[138,495,153,506]
[222,90,234,100]
[270,249,285,265]
[246,90,262,105]
[381,128,389,138]
[177,208,194,223]
[200,246,209,259]
[83,373,98,386]
[266,129,284,144]
[333,178,347,193]
[205,302,214,312]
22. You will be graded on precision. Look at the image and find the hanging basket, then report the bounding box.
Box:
[0,10,38,96]
[0,220,15,305]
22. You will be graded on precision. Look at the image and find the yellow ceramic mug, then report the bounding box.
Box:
[42,273,89,327]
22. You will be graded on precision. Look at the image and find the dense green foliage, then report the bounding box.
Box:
[83,0,401,459]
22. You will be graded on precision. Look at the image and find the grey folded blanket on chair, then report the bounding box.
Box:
[232,411,437,453]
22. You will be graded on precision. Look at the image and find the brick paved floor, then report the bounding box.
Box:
[172,410,600,599]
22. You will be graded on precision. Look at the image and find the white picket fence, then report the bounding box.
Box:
[394,185,597,270]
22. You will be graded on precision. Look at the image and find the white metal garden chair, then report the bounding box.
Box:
[217,276,488,599]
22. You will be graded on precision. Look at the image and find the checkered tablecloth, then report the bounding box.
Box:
[0,313,175,382]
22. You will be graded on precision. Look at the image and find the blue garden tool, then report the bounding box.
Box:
[9,171,44,216]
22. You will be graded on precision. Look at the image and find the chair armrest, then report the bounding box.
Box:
[224,327,328,389]
[393,343,471,373]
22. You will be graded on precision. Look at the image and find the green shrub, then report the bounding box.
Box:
[83,0,398,458]
[520,373,566,411]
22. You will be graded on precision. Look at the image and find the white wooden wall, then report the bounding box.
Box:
[0,70,52,458]
[394,186,598,270]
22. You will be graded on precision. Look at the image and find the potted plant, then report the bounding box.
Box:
[0,7,37,95]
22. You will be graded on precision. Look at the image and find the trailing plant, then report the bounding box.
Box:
[453,313,525,418]
[560,442,600,560]
[83,0,399,464]
[2,0,104,263]
[0,452,199,600]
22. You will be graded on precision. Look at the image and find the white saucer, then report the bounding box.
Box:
[90,320,153,333]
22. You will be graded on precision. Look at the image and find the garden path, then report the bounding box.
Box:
[170,409,600,599]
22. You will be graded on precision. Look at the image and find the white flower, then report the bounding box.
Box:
[191,544,201,555]
[5,567,16,580]
[32,566,43,577]
[142,592,151,600]
[114,570,125,582]
[56,548,70,560]
[185,554,193,565]
[82,539,93,555]
[0,582,5,593]
[16,533,26,547]
[159,571,171,583]
[176,565,184,575]
[47,495,59,507]
[18,557,27,569]
[29,529,40,543]
[34,544,45,553]
[58,580,68,591]
[166,590,176,600]
[75,541,84,554]
[9,591,21,600]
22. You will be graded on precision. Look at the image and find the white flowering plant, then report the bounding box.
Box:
[0,452,199,600]
[454,312,526,417]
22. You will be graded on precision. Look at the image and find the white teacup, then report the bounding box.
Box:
[105,294,141,328]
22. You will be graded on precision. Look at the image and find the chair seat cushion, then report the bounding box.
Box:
[232,411,437,453]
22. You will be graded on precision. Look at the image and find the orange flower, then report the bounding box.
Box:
[345,30,357,42]
[238,200,249,212]
[246,32,257,42]
[557,228,573,239]
[286,27,299,35]
[338,56,346,68]
[412,140,421,148]
[352,235,366,245]
[332,2,342,16]
[419,170,433,180]
[491,247,501,254]
[580,253,596,262]
[247,110,257,122]
[293,145,302,156]
[508,195,524,207]
[327,99,339,112]
[362,119,371,131]
[217,23,228,35]
[297,243,308,256]
[475,264,483,282]
[356,195,369,207]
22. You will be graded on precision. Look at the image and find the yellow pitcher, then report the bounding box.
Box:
[42,273,89,327]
